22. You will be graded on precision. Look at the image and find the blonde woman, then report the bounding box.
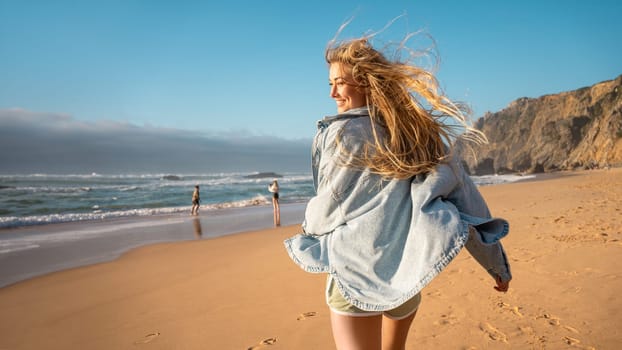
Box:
[268,180,280,226]
[190,185,200,216]
[285,32,511,349]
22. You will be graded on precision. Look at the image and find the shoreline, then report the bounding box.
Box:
[0,168,620,349]
[0,202,306,288]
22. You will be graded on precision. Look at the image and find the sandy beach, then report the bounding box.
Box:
[0,168,620,349]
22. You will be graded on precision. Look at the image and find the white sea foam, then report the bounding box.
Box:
[0,193,275,229]
[0,207,189,229]
[0,243,41,254]
[472,174,536,186]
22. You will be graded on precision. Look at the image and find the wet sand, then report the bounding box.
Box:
[0,203,306,288]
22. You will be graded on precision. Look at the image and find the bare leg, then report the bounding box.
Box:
[274,199,280,226]
[272,198,281,226]
[330,311,382,350]
[381,312,416,350]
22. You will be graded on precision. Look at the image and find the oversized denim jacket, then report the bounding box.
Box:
[284,108,512,312]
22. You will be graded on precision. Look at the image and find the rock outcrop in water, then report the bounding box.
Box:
[162,175,182,181]
[456,74,622,175]
[244,172,283,179]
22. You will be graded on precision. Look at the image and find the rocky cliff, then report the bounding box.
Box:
[456,74,622,175]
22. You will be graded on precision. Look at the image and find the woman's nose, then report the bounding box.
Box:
[330,84,339,98]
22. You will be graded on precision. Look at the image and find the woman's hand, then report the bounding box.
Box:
[494,275,510,292]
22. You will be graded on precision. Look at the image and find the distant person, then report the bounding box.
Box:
[268,180,280,226]
[191,185,200,216]
[284,29,511,350]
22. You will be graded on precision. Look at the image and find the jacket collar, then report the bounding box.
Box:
[317,107,370,130]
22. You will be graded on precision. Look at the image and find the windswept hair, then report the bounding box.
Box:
[326,31,485,179]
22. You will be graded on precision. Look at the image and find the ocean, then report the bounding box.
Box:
[0,172,314,229]
[0,171,533,229]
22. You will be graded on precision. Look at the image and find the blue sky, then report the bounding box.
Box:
[0,0,621,173]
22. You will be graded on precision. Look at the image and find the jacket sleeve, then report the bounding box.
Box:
[448,159,512,283]
[465,225,512,283]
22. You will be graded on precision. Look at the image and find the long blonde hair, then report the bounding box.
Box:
[326,33,485,179]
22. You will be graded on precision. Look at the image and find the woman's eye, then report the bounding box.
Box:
[329,80,347,87]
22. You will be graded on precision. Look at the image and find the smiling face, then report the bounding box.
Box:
[329,63,367,113]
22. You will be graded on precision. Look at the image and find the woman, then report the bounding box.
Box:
[284,34,511,349]
[268,180,280,226]
[191,185,200,216]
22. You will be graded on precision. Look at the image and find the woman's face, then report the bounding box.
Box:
[329,63,367,113]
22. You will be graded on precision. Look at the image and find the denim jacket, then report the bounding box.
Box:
[284,108,512,312]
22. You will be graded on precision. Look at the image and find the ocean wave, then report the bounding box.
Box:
[207,195,271,209]
[0,195,274,229]
[3,186,93,193]
[472,174,536,186]
[0,207,187,229]
[0,243,41,254]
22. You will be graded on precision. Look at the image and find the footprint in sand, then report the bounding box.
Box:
[518,325,535,336]
[479,322,508,343]
[297,311,318,320]
[563,336,581,346]
[496,301,524,317]
[536,313,561,326]
[133,332,160,345]
[247,337,277,350]
[536,313,594,348]
[563,325,580,334]
[553,215,566,223]
[433,312,459,326]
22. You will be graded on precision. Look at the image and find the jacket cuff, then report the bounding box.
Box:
[465,225,512,283]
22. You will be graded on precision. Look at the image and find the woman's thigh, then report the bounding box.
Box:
[330,311,382,350]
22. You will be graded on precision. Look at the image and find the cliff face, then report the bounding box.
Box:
[456,74,622,175]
